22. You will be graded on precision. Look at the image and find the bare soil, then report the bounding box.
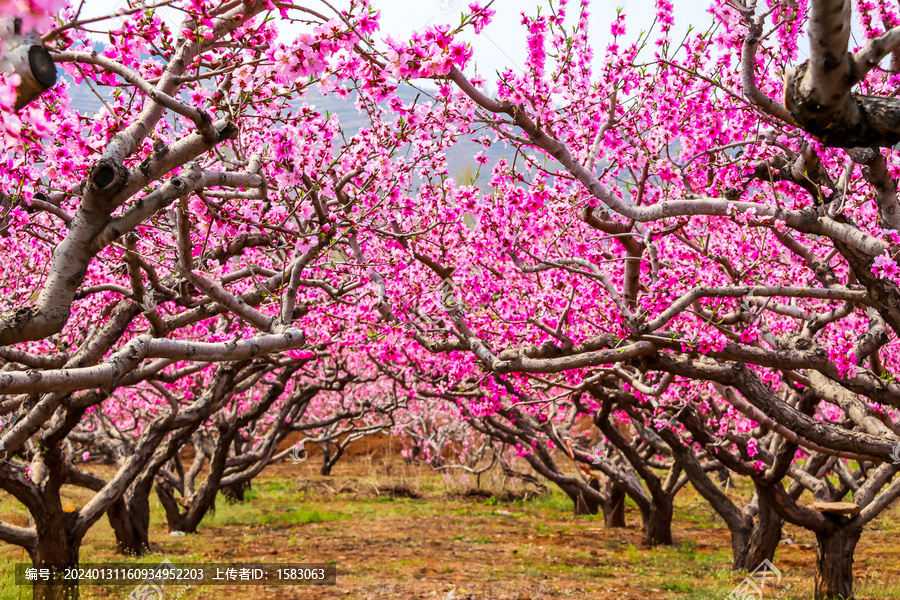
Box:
[1,437,899,599]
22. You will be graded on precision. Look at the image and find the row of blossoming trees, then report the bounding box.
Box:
[0,2,425,598]
[2,0,900,599]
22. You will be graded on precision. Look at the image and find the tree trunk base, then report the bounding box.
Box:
[641,504,673,547]
[738,496,782,571]
[108,496,151,556]
[603,484,626,528]
[815,525,860,600]
[221,481,250,504]
[33,543,80,600]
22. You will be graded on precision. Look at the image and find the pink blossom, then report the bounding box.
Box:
[872,252,899,279]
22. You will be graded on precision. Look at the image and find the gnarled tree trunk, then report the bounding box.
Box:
[640,497,673,547]
[221,480,250,503]
[741,494,782,572]
[106,486,151,556]
[815,523,861,600]
[601,482,626,528]
[32,510,80,600]
[320,442,333,476]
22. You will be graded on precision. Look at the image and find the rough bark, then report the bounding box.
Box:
[723,499,783,572]
[106,485,151,556]
[601,482,627,528]
[31,486,81,599]
[640,499,673,547]
[784,60,900,148]
[155,480,189,533]
[815,523,861,600]
[741,493,783,572]
[32,533,79,600]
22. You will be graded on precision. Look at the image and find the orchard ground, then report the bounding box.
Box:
[1,437,899,600]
